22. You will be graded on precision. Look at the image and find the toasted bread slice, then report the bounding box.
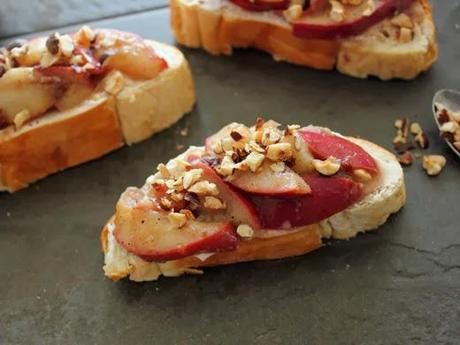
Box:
[170,0,437,80]
[0,40,195,192]
[101,137,405,282]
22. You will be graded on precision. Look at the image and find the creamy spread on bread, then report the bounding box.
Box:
[0,26,168,129]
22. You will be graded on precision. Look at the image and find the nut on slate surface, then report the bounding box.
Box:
[422,155,446,176]
[398,151,414,166]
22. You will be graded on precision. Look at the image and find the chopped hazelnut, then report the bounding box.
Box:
[180,209,195,220]
[75,26,96,47]
[363,0,375,16]
[410,122,422,135]
[188,181,219,196]
[217,156,235,176]
[399,27,413,43]
[59,35,75,57]
[283,4,303,21]
[266,142,293,161]
[330,0,345,22]
[13,109,32,128]
[211,140,223,154]
[46,33,60,55]
[353,168,373,182]
[440,121,460,134]
[415,132,429,149]
[236,224,254,238]
[104,71,124,95]
[170,192,184,203]
[260,128,282,146]
[146,175,157,184]
[244,151,265,172]
[203,196,226,210]
[157,163,171,178]
[422,155,446,176]
[270,162,286,173]
[390,13,413,28]
[182,169,203,189]
[453,142,460,151]
[221,137,234,152]
[437,109,450,124]
[168,212,187,228]
[160,197,173,210]
[398,151,414,166]
[230,130,243,141]
[70,55,84,65]
[313,156,341,176]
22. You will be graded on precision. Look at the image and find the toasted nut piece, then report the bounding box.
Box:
[146,175,160,185]
[394,141,415,154]
[157,163,171,178]
[230,130,244,141]
[399,27,413,43]
[248,140,265,154]
[410,122,422,135]
[211,140,223,154]
[75,25,96,47]
[363,0,375,16]
[330,0,345,22]
[283,4,303,21]
[353,168,373,182]
[221,137,234,152]
[170,192,184,202]
[266,142,293,161]
[422,155,446,176]
[440,121,460,133]
[313,156,341,176]
[415,132,429,149]
[244,151,265,172]
[188,181,219,196]
[217,156,235,176]
[168,212,187,228]
[203,196,226,210]
[59,35,75,57]
[390,13,413,28]
[13,109,32,128]
[104,71,124,95]
[10,45,28,59]
[255,117,265,130]
[236,224,254,238]
[437,108,450,124]
[261,128,282,146]
[70,54,84,65]
[182,169,203,190]
[270,162,286,173]
[398,151,414,166]
[454,129,460,142]
[454,142,460,151]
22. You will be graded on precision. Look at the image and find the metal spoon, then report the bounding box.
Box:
[432,89,460,158]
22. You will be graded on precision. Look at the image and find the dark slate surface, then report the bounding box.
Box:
[0,0,168,38]
[1,3,460,344]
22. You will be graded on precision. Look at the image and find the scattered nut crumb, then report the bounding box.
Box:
[398,151,414,166]
[168,212,187,228]
[182,169,203,190]
[244,151,265,172]
[203,196,226,210]
[157,163,171,178]
[353,168,372,182]
[422,155,446,176]
[180,127,189,136]
[188,181,219,196]
[236,224,254,238]
[313,156,341,176]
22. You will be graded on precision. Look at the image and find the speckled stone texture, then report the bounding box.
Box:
[0,2,459,344]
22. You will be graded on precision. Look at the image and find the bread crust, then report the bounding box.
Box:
[0,39,196,192]
[0,96,123,192]
[170,0,437,79]
[101,220,322,281]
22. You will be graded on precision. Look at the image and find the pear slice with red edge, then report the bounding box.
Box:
[114,187,239,262]
[189,159,262,230]
[292,0,414,40]
[248,174,363,229]
[229,0,290,11]
[298,128,378,174]
[230,161,311,196]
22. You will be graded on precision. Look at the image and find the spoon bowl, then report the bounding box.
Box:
[432,89,460,158]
